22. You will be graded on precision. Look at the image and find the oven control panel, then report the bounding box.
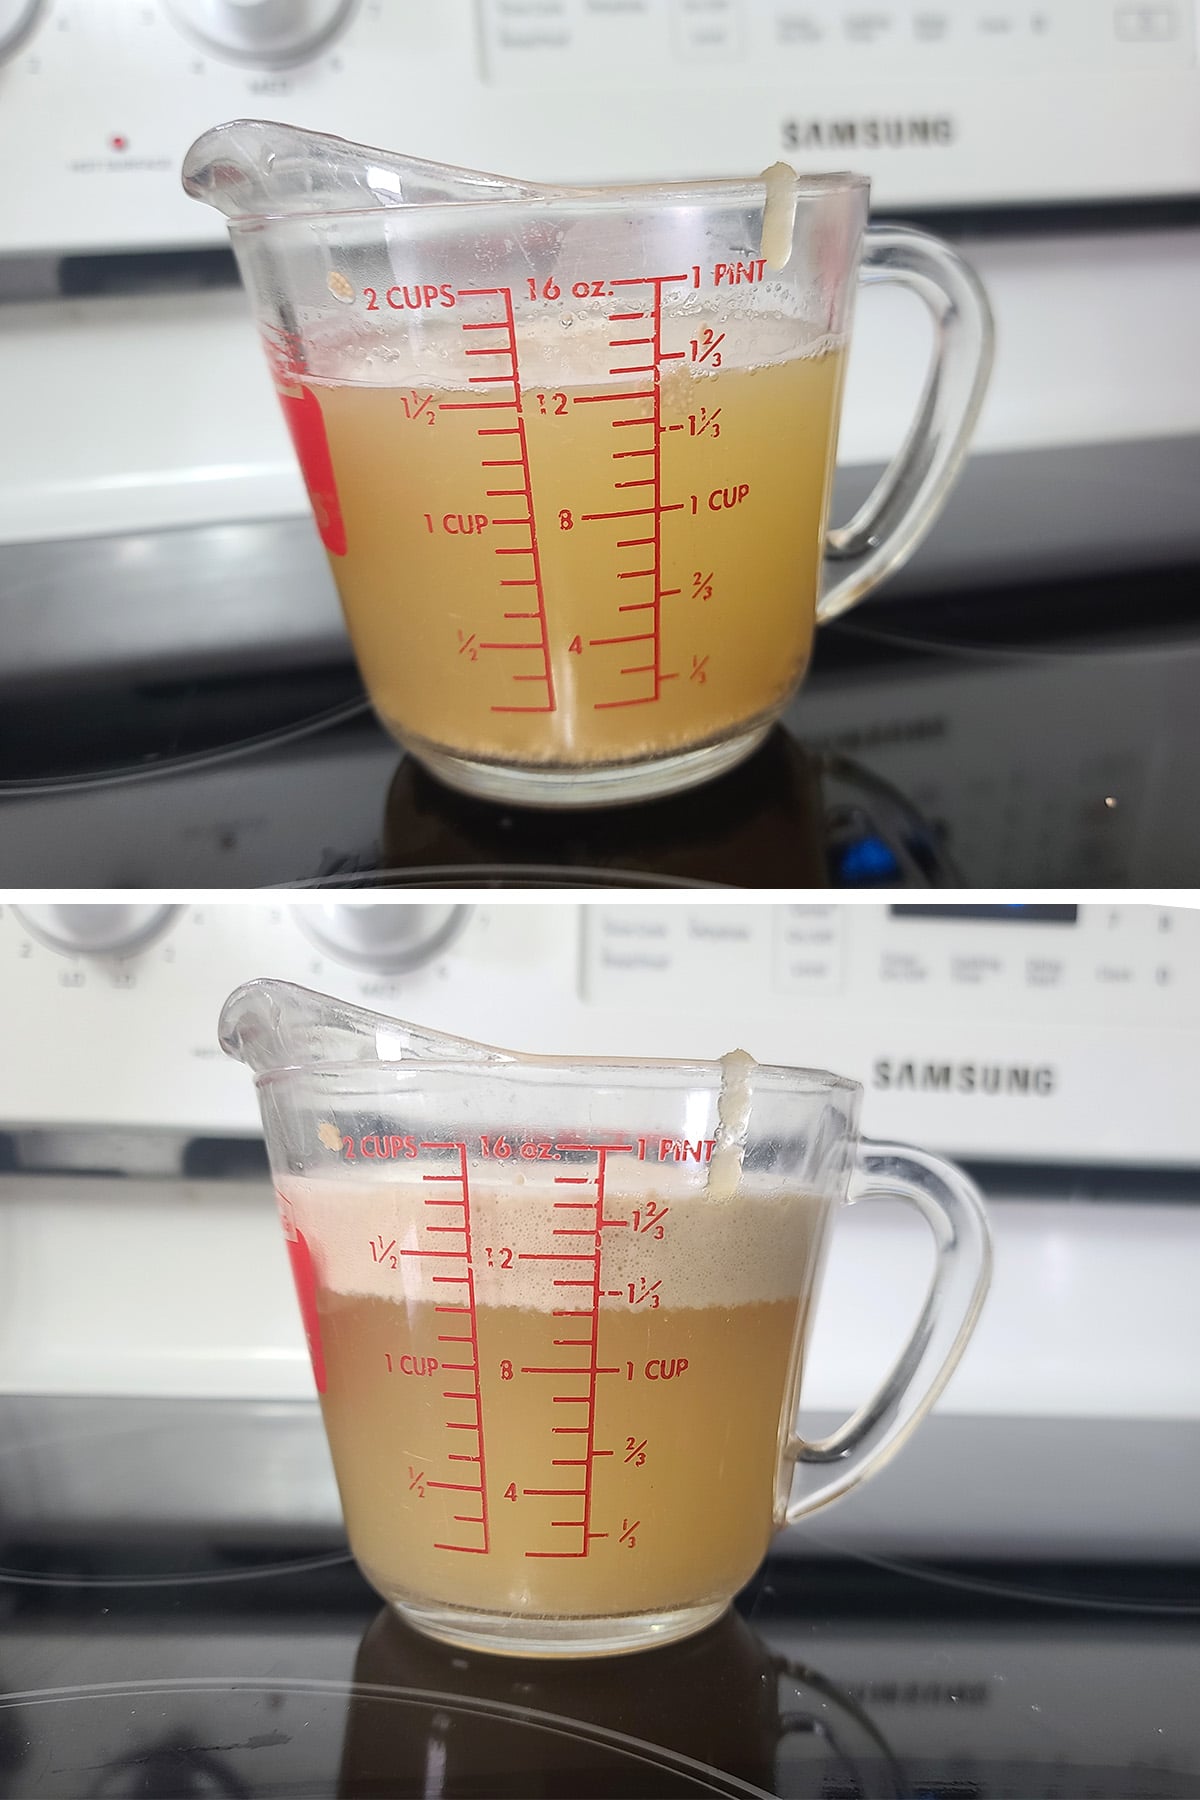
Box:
[0,0,1197,253]
[0,900,1195,1165]
[582,901,1193,1014]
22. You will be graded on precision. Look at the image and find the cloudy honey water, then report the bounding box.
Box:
[280,1173,829,1621]
[302,322,845,769]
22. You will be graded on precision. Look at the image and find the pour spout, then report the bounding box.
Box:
[182,120,547,222]
[218,979,510,1076]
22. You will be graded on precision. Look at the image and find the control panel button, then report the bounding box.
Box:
[672,0,745,58]
[13,905,178,957]
[1115,5,1180,42]
[162,0,357,68]
[0,0,41,62]
[294,904,470,973]
[774,905,845,994]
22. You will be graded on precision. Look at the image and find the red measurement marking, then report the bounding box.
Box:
[593,691,657,711]
[408,1466,425,1494]
[419,1143,490,1558]
[283,1226,326,1395]
[690,654,710,685]
[582,506,656,522]
[690,405,722,438]
[633,1201,670,1233]
[587,273,697,712]
[522,1146,628,1561]
[629,1277,662,1308]
[619,1518,640,1546]
[518,1252,595,1263]
[691,328,726,365]
[449,290,555,716]
[692,571,714,602]
[572,389,655,406]
[624,1437,648,1466]
[277,387,346,558]
[578,1148,608,1556]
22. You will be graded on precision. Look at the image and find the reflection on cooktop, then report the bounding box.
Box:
[2,1399,1199,1799]
[0,572,1197,886]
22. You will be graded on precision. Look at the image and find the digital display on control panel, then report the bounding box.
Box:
[889,906,1080,925]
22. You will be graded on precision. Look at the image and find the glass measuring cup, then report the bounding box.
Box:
[219,980,991,1658]
[185,123,993,809]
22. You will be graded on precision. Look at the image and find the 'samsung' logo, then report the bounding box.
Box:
[783,117,956,150]
[873,1060,1057,1096]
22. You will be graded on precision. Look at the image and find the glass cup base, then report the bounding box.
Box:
[408,726,772,810]
[392,1595,731,1659]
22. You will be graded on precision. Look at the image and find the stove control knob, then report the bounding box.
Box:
[13,905,179,957]
[0,0,42,62]
[295,904,470,973]
[162,0,356,67]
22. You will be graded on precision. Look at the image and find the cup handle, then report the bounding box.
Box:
[785,1140,992,1523]
[816,226,995,627]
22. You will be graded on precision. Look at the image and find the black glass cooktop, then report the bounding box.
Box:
[2,1397,1198,1799]
[0,571,1197,888]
